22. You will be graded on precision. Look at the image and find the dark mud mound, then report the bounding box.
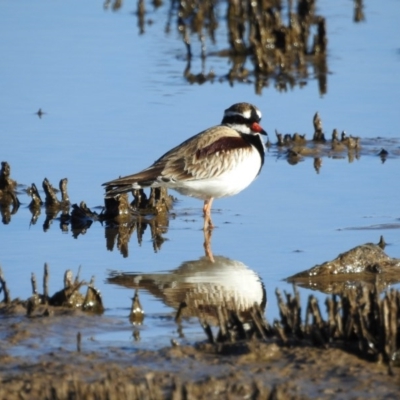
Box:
[286,239,400,293]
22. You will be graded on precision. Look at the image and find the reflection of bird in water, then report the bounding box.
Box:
[108,254,266,327]
[103,102,267,230]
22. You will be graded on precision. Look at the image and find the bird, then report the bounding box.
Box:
[103,102,267,230]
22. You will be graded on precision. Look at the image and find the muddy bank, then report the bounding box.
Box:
[0,340,399,399]
[2,237,400,398]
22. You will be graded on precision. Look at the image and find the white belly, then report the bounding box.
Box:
[171,151,262,200]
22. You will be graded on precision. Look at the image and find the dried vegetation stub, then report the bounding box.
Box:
[0,161,173,255]
[1,236,400,397]
[0,159,173,226]
[179,0,329,94]
[274,111,363,169]
[107,236,400,369]
[105,0,331,94]
[0,263,104,316]
[0,161,20,223]
[193,281,400,373]
[102,187,174,220]
[271,110,400,173]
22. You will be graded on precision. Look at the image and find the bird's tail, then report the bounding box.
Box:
[103,184,136,199]
[103,166,164,198]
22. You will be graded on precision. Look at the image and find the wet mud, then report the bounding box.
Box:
[1,342,399,399]
[1,308,400,398]
[2,233,400,398]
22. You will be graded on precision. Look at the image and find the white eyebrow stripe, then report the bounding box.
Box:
[224,105,262,121]
[241,109,252,119]
[224,109,252,119]
[224,110,241,117]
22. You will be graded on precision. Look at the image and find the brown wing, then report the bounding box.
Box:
[103,125,252,196]
[157,125,252,181]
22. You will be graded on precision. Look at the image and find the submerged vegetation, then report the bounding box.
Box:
[0,264,104,315]
[108,0,331,94]
[103,0,365,95]
[1,111,396,245]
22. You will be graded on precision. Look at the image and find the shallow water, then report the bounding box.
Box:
[1,0,400,354]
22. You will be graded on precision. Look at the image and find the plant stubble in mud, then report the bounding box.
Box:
[2,235,400,398]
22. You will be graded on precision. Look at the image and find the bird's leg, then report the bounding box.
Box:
[203,227,214,262]
[202,198,214,230]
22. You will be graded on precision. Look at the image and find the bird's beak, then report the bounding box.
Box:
[251,122,268,136]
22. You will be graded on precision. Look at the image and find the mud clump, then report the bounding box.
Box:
[0,264,104,317]
[1,162,173,230]
[273,111,364,169]
[286,237,400,293]
[102,187,174,220]
[0,165,172,256]
[0,161,20,223]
